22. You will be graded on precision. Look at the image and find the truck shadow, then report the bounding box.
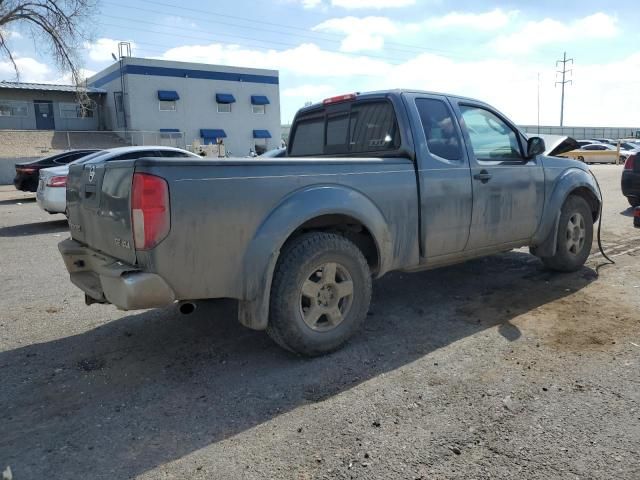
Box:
[0,219,68,237]
[0,252,595,479]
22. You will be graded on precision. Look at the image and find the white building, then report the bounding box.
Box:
[87,57,281,155]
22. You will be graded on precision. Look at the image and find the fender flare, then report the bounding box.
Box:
[237,185,393,330]
[531,168,601,258]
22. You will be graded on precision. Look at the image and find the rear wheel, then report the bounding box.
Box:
[267,232,372,356]
[541,195,593,272]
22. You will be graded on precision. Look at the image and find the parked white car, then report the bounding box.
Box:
[37,146,199,214]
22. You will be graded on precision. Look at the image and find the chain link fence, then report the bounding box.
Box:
[520,125,640,140]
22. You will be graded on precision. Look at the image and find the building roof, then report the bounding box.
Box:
[0,81,106,94]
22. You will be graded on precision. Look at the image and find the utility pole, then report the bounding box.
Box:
[555,51,573,127]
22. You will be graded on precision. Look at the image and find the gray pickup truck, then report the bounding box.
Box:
[59,90,601,355]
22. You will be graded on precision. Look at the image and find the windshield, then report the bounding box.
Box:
[68,151,108,165]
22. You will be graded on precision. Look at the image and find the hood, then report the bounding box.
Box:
[536,134,580,157]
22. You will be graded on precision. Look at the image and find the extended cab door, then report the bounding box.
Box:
[404,93,473,258]
[452,101,544,250]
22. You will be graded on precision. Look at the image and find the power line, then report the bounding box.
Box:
[100,0,474,60]
[555,51,573,127]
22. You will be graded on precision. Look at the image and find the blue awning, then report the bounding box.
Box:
[200,129,227,139]
[253,129,272,139]
[251,95,270,105]
[215,93,236,104]
[158,90,179,101]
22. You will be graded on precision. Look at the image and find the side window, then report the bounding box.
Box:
[349,102,399,154]
[290,117,324,156]
[459,105,523,162]
[415,98,462,161]
[160,150,193,158]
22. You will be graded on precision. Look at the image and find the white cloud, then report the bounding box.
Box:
[313,16,398,52]
[158,38,640,127]
[283,84,335,99]
[422,8,517,31]
[160,42,391,77]
[331,0,415,9]
[0,57,52,82]
[301,0,323,8]
[83,38,137,63]
[492,13,618,54]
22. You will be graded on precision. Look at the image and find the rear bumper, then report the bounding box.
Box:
[621,171,640,198]
[37,186,66,213]
[14,175,37,192]
[58,238,176,310]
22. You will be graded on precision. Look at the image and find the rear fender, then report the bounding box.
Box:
[238,185,393,330]
[531,168,601,257]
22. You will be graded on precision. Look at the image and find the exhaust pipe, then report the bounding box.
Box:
[178,301,197,315]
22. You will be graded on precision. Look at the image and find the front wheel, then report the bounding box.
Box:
[267,232,372,356]
[541,195,594,272]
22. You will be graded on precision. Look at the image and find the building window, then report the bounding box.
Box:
[217,103,231,113]
[0,100,28,117]
[252,104,266,114]
[159,100,176,111]
[59,102,94,119]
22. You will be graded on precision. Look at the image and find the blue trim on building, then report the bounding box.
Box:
[215,93,236,104]
[253,129,272,139]
[158,90,179,101]
[90,64,279,88]
[251,95,270,105]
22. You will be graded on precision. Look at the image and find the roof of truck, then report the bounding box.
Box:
[297,89,483,115]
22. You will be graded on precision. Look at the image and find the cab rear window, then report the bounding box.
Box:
[289,100,400,156]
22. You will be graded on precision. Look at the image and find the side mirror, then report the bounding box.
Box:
[526,136,546,158]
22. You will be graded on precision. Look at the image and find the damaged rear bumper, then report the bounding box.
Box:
[58,238,175,310]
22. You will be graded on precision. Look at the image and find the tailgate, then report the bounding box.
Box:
[67,161,137,264]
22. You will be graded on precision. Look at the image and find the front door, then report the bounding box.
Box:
[34,101,55,130]
[453,102,544,250]
[406,93,473,259]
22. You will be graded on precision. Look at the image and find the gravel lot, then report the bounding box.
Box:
[1,165,638,480]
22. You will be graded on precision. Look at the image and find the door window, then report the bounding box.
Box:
[459,105,522,162]
[415,98,462,161]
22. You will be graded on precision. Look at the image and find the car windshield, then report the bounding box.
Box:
[260,148,286,158]
[68,151,108,165]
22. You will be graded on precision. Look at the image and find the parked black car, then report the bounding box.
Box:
[622,153,640,207]
[14,150,100,192]
[635,207,640,228]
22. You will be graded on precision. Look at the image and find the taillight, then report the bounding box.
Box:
[323,93,357,105]
[17,167,37,173]
[131,173,170,250]
[623,155,635,171]
[46,176,67,187]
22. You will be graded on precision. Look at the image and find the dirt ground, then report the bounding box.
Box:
[0,165,638,480]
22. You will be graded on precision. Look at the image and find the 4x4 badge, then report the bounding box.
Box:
[88,165,96,182]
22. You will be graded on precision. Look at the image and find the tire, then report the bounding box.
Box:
[541,195,594,272]
[267,232,372,356]
[628,196,640,208]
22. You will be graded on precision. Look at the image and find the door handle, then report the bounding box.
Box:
[473,170,492,183]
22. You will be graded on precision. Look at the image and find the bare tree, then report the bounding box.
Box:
[0,1,97,107]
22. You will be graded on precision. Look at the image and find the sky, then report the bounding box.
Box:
[1,0,639,126]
